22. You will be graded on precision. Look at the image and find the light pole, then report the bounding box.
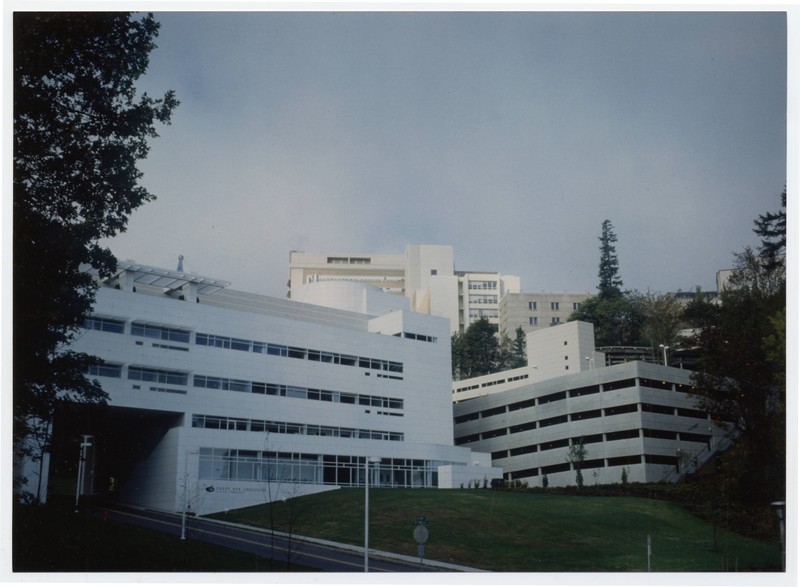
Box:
[181,449,198,540]
[364,456,381,572]
[74,435,93,512]
[771,501,786,571]
[584,356,594,370]
[659,344,670,366]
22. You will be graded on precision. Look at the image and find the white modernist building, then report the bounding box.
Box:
[58,260,499,515]
[452,322,728,487]
[288,245,521,334]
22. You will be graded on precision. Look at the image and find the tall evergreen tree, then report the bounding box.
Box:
[570,219,645,346]
[597,219,623,299]
[753,187,786,270]
[13,12,178,501]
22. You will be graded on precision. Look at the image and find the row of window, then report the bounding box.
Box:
[81,316,407,373]
[529,317,563,326]
[468,281,498,290]
[507,453,671,480]
[456,398,705,429]
[469,295,498,305]
[509,454,692,479]
[88,364,404,412]
[81,316,126,333]
[469,309,499,318]
[527,302,582,311]
[326,256,371,264]
[196,332,404,373]
[193,374,403,410]
[486,428,712,461]
[453,373,531,394]
[192,414,403,441]
[132,321,191,343]
[394,331,437,343]
[198,448,445,488]
[454,378,694,423]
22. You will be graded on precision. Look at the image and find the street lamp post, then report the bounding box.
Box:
[771,501,786,571]
[364,456,381,572]
[659,344,670,366]
[74,435,93,512]
[181,449,198,540]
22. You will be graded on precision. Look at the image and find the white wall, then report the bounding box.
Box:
[405,244,454,293]
[526,320,596,382]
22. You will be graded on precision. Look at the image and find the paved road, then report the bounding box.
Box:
[87,504,479,573]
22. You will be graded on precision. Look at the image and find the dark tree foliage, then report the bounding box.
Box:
[454,321,528,379]
[498,327,527,371]
[13,12,178,500]
[452,318,501,380]
[640,292,683,350]
[570,292,647,347]
[685,193,786,503]
[597,219,623,299]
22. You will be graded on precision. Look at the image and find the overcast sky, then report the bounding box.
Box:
[101,9,788,298]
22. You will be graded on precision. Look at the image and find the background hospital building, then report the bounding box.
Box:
[288,245,591,335]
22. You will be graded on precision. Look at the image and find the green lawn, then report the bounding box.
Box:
[214,488,781,572]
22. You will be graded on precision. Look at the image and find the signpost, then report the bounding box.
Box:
[413,516,429,568]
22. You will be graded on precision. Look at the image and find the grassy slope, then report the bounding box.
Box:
[216,488,781,572]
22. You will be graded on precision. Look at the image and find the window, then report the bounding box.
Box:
[469,294,498,305]
[551,302,560,310]
[288,347,306,359]
[573,302,581,310]
[529,317,538,326]
[509,421,537,434]
[81,316,125,334]
[267,344,288,357]
[606,429,640,441]
[468,280,497,290]
[639,378,673,391]
[431,269,438,276]
[87,363,122,378]
[604,403,639,416]
[230,338,250,351]
[129,366,187,386]
[528,301,537,310]
[550,317,561,325]
[132,322,190,343]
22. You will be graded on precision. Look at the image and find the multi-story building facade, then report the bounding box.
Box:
[452,322,727,488]
[41,260,500,514]
[288,245,521,334]
[498,292,592,338]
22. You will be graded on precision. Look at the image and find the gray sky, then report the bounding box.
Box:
[102,9,788,298]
